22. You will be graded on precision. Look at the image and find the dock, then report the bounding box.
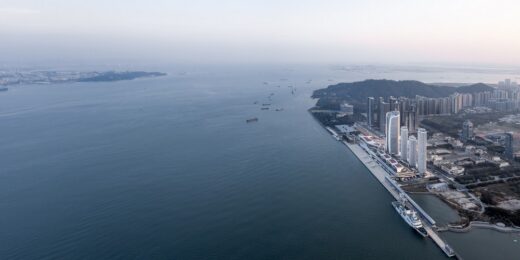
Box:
[327,128,457,258]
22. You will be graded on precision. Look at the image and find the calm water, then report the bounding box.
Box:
[1,65,519,259]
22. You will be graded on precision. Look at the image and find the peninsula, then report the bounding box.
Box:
[0,70,167,86]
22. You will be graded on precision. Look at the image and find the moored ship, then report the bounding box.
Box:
[392,201,428,237]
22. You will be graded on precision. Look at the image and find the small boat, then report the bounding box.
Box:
[261,107,269,110]
[262,103,271,106]
[275,108,284,112]
[0,87,8,92]
[246,117,259,123]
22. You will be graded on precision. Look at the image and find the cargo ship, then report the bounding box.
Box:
[246,117,259,123]
[392,200,428,237]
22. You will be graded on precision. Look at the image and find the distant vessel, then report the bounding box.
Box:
[0,87,8,92]
[391,201,428,237]
[262,103,271,106]
[261,107,269,110]
[246,117,259,123]
[275,108,284,112]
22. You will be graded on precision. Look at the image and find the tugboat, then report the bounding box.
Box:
[391,200,428,237]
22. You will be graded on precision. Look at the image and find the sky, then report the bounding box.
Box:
[1,0,520,66]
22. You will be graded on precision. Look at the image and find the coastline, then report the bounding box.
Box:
[321,125,458,258]
[446,221,520,233]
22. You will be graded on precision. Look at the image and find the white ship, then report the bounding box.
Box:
[392,201,428,237]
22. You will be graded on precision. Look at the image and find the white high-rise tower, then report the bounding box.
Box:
[417,128,427,174]
[407,135,417,167]
[400,126,408,159]
[386,111,400,155]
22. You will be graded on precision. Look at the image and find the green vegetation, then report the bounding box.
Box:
[312,79,493,112]
[484,207,520,226]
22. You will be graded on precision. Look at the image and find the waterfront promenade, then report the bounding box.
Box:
[327,129,457,258]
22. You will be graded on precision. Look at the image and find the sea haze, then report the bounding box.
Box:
[0,65,519,259]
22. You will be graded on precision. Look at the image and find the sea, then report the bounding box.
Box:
[1,64,520,259]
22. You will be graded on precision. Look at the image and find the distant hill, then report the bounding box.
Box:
[455,83,494,94]
[311,79,494,111]
[78,71,166,82]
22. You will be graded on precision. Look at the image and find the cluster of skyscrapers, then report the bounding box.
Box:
[383,110,427,175]
[367,79,520,134]
[364,79,520,174]
[367,96,420,134]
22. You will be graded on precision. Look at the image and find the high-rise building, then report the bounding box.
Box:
[461,120,474,143]
[474,91,491,106]
[379,101,390,131]
[451,93,464,114]
[340,102,354,115]
[367,97,375,127]
[389,96,398,111]
[504,133,514,160]
[406,106,418,133]
[505,79,512,88]
[407,135,417,167]
[386,111,400,155]
[400,126,408,159]
[417,128,427,175]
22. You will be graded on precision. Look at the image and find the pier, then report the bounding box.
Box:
[326,128,457,258]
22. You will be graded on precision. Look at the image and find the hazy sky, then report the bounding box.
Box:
[1,0,520,66]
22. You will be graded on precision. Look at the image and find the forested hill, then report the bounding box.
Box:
[312,79,493,100]
[311,79,494,110]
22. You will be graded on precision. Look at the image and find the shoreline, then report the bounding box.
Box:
[412,193,520,233]
[321,125,457,258]
[446,221,520,233]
